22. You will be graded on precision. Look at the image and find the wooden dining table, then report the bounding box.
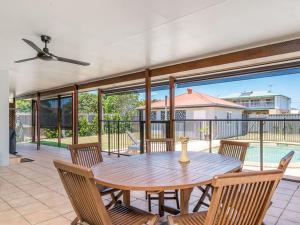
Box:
[92,151,242,215]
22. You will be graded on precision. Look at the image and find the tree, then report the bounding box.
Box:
[79,92,98,114]
[103,93,144,120]
[16,100,31,113]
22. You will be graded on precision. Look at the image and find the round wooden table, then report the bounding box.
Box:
[92,151,241,215]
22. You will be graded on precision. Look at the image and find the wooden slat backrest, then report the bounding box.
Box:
[146,138,174,153]
[218,140,249,162]
[68,143,103,168]
[53,160,112,225]
[278,151,295,173]
[204,170,283,225]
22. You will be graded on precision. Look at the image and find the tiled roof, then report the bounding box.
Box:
[140,89,244,109]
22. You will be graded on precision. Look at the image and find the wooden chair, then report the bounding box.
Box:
[267,151,295,208]
[54,160,159,225]
[145,138,179,216]
[68,143,122,209]
[146,138,174,153]
[193,140,249,212]
[168,169,283,225]
[278,151,294,172]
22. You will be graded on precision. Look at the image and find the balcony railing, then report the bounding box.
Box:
[237,102,275,109]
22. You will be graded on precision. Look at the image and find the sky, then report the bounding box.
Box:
[148,69,300,109]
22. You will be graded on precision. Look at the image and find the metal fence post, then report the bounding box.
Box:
[259,120,264,171]
[209,120,212,153]
[235,120,239,140]
[166,121,170,138]
[117,120,120,157]
[140,121,145,154]
[283,118,286,141]
[107,121,111,155]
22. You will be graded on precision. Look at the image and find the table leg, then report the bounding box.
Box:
[180,188,193,215]
[158,191,165,217]
[123,190,131,206]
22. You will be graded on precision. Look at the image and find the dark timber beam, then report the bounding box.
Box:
[169,77,175,142]
[57,95,62,148]
[145,70,151,153]
[31,100,36,143]
[72,85,79,145]
[36,93,41,150]
[16,38,300,99]
[98,89,103,146]
[150,39,300,77]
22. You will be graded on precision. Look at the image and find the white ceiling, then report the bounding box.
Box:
[1,0,300,97]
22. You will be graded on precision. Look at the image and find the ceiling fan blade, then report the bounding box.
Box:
[56,56,90,66]
[15,57,38,63]
[22,39,43,53]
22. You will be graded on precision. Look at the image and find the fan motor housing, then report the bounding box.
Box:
[41,35,51,43]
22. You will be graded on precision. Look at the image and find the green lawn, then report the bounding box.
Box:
[40,133,137,150]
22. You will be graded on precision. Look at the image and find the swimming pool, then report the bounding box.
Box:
[245,143,300,165]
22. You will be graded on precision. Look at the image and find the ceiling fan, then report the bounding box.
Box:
[15,35,90,66]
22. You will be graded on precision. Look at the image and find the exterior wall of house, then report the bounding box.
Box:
[274,95,290,111]
[224,95,291,115]
[151,107,243,120]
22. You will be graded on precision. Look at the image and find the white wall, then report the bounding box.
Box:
[275,96,291,111]
[151,107,243,120]
[0,70,9,166]
[191,107,243,119]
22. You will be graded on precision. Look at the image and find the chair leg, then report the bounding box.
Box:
[175,190,180,209]
[158,192,165,217]
[114,190,123,203]
[105,191,123,209]
[148,194,152,212]
[193,185,211,212]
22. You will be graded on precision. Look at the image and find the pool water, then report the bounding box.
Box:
[245,143,300,164]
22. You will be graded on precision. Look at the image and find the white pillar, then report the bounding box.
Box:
[0,70,9,166]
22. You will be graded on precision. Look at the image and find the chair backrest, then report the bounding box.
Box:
[53,160,112,225]
[204,170,283,225]
[146,138,174,153]
[218,140,249,162]
[68,143,103,168]
[278,151,294,173]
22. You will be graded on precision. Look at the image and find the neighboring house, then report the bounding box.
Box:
[139,88,245,120]
[138,89,245,140]
[221,90,291,116]
[290,109,300,114]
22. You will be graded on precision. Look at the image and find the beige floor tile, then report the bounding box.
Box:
[271,199,289,209]
[36,216,70,225]
[0,202,11,212]
[15,202,49,215]
[263,215,278,225]
[7,196,38,208]
[267,206,284,217]
[23,209,59,224]
[51,202,73,215]
[281,210,300,223]
[0,209,22,222]
[62,211,76,221]
[0,216,31,225]
[277,219,300,225]
[1,191,29,201]
[286,202,300,213]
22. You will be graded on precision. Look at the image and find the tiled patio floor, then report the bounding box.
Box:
[0,143,299,225]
